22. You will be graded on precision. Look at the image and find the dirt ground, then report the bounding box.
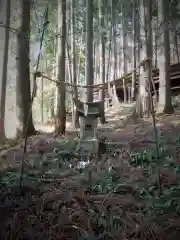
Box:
[1,104,180,239]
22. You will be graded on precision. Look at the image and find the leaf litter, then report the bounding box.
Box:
[1,108,180,239]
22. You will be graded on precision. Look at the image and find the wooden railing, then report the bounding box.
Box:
[114,62,180,102]
[113,62,180,89]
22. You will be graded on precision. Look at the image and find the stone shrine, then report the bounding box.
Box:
[73,99,104,155]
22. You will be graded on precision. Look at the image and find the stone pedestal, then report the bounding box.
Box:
[76,117,99,155]
[73,99,104,156]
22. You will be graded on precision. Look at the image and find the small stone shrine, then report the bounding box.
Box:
[73,98,104,155]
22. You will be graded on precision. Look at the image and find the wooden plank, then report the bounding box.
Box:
[154,74,180,84]
[93,62,180,94]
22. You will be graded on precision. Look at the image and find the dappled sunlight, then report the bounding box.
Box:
[2,104,180,239]
[0,0,180,238]
[5,109,17,138]
[4,89,17,138]
[35,123,54,133]
[36,120,75,133]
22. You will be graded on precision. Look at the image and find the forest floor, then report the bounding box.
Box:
[1,104,180,239]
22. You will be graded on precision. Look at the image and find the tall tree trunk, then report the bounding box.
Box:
[158,0,173,113]
[85,0,93,102]
[111,0,118,104]
[153,16,158,68]
[131,1,137,101]
[146,0,153,113]
[173,28,179,63]
[94,41,97,84]
[55,0,67,134]
[99,0,106,123]
[122,4,128,103]
[71,0,79,128]
[16,0,36,137]
[0,0,11,141]
[40,75,44,123]
[136,0,141,67]
[170,3,179,63]
[136,0,152,117]
[50,91,55,119]
[106,8,113,102]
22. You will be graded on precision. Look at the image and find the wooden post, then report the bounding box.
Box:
[128,87,131,103]
[123,78,127,103]
[41,75,44,123]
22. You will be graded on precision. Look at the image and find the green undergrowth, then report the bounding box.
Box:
[0,138,22,151]
[0,139,78,188]
[129,134,180,219]
[1,133,180,239]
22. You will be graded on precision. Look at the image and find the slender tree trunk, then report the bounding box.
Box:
[85,0,93,102]
[55,0,67,134]
[136,0,141,67]
[158,0,173,113]
[136,0,147,117]
[170,3,179,63]
[122,4,128,103]
[94,41,97,84]
[111,0,118,104]
[131,1,137,101]
[136,0,152,118]
[77,24,84,82]
[154,16,158,68]
[16,0,36,137]
[99,0,106,123]
[40,75,44,123]
[146,0,153,114]
[106,12,112,102]
[50,92,55,119]
[0,0,11,141]
[71,0,79,128]
[173,29,179,63]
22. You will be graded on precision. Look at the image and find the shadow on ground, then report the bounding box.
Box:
[1,104,180,239]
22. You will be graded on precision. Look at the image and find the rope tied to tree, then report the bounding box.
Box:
[34,58,150,95]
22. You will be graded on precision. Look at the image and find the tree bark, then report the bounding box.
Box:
[71,0,79,128]
[122,4,128,103]
[106,7,113,103]
[55,0,67,134]
[99,0,106,124]
[153,16,158,68]
[50,91,55,119]
[0,0,11,141]
[158,0,173,113]
[111,0,118,104]
[146,0,153,114]
[173,29,179,63]
[40,75,44,123]
[136,0,152,118]
[131,1,137,101]
[16,0,36,138]
[136,0,141,67]
[85,0,93,102]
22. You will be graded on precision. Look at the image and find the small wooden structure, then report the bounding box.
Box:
[73,98,104,156]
